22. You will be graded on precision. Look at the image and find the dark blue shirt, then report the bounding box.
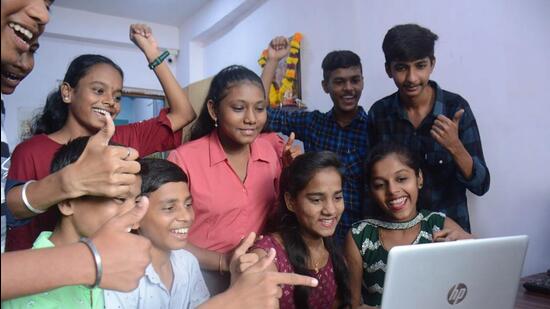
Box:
[267,106,370,242]
[367,81,490,232]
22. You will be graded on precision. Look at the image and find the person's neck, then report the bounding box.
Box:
[217,130,251,157]
[300,230,325,253]
[400,83,434,112]
[333,107,359,128]
[49,116,95,144]
[48,219,82,247]
[150,244,172,271]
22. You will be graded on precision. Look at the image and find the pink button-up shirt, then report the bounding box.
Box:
[168,131,283,253]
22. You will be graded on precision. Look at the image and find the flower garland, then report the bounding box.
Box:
[258,32,302,107]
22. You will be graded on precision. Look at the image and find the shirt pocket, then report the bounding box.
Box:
[424,150,454,179]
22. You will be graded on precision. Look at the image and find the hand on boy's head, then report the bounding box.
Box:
[430,109,465,152]
[228,247,318,308]
[91,196,151,291]
[267,36,290,61]
[129,23,158,57]
[63,112,141,200]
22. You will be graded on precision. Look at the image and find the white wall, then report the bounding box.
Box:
[179,0,550,275]
[3,6,180,147]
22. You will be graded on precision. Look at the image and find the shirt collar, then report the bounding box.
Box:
[391,80,445,120]
[208,130,271,166]
[326,106,368,125]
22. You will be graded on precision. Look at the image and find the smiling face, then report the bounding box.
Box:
[208,82,267,148]
[138,181,194,251]
[386,57,435,101]
[322,66,363,115]
[62,63,123,135]
[369,154,423,222]
[1,0,51,94]
[286,167,344,239]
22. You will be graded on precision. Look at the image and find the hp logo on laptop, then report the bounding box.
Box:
[447,283,468,305]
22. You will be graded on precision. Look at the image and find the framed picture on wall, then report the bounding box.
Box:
[258,32,305,109]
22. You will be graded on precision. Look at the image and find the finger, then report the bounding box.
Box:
[89,112,115,146]
[453,109,465,124]
[247,247,276,273]
[431,125,445,136]
[239,252,260,265]
[285,132,295,150]
[110,196,149,231]
[271,272,319,287]
[233,232,256,259]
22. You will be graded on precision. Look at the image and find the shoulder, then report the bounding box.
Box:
[421,210,446,229]
[169,135,209,157]
[172,249,201,269]
[12,134,51,154]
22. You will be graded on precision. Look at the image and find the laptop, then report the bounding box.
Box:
[381,235,528,309]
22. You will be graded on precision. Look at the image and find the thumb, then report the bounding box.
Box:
[285,132,296,149]
[89,112,115,146]
[247,247,276,273]
[453,109,465,124]
[110,196,149,232]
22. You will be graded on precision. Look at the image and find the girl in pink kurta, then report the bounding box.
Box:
[250,151,351,309]
[168,65,285,295]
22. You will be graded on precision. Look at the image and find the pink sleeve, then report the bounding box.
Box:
[112,108,183,157]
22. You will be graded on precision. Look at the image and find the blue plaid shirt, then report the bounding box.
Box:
[267,106,369,242]
[367,81,490,232]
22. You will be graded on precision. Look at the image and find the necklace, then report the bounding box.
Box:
[310,249,328,273]
[365,212,424,230]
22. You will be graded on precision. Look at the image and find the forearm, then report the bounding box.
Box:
[1,243,94,300]
[449,142,474,180]
[260,59,278,96]
[144,49,196,131]
[185,242,228,271]
[6,168,79,219]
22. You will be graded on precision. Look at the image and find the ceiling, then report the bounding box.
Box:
[53,0,209,26]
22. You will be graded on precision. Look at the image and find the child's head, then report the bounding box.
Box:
[365,143,423,222]
[321,50,364,114]
[190,65,267,146]
[137,158,193,251]
[50,136,141,239]
[278,151,344,239]
[30,54,124,137]
[1,0,51,94]
[382,24,438,99]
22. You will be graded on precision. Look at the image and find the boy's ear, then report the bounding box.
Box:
[284,192,295,212]
[57,200,75,216]
[385,63,392,78]
[206,100,217,124]
[321,79,329,94]
[60,83,72,103]
[430,57,436,72]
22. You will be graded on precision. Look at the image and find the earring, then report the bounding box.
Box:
[419,184,423,189]
[63,97,69,102]
[214,119,218,127]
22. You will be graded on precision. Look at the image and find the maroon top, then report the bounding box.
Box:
[6,108,182,251]
[252,234,337,309]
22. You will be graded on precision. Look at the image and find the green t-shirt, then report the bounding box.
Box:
[2,231,105,309]
[350,210,446,307]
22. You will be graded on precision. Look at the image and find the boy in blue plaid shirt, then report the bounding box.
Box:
[261,36,369,243]
[367,24,490,232]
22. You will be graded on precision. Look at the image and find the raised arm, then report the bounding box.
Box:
[260,36,290,96]
[130,23,196,131]
[6,113,141,219]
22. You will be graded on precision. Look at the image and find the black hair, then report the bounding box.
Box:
[321,50,362,81]
[189,65,265,141]
[28,54,124,137]
[382,23,439,64]
[266,151,351,309]
[364,143,422,217]
[50,136,92,174]
[137,158,188,196]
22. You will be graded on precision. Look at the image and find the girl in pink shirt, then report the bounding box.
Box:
[250,151,351,309]
[168,65,286,295]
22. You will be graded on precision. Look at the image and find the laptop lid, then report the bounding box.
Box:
[381,235,528,309]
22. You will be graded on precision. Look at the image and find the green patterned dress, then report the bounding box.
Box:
[350,210,446,307]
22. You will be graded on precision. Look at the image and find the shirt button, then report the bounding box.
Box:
[439,160,443,164]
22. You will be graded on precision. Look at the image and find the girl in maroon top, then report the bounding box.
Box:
[251,151,351,309]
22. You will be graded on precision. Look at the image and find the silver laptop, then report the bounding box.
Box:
[381,235,528,309]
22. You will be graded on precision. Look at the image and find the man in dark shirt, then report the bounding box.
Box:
[368,24,490,231]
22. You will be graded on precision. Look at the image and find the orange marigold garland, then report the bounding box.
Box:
[258,32,303,108]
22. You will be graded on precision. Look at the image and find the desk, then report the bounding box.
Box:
[515,273,550,309]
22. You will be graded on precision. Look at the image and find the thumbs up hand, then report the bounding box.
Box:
[430,109,465,153]
[282,132,302,167]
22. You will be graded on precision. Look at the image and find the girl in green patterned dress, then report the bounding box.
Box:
[344,143,472,308]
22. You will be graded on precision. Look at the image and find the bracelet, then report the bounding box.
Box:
[79,237,103,288]
[148,50,170,70]
[21,180,45,214]
[218,253,224,275]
